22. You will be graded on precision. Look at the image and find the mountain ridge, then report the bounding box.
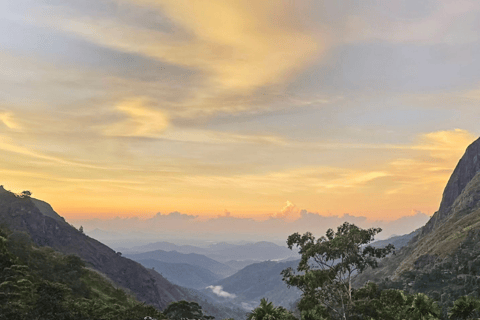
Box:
[0,186,245,319]
[422,137,480,235]
[354,136,480,307]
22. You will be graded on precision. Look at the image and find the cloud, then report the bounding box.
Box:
[103,98,169,138]
[120,0,320,92]
[0,111,21,130]
[344,0,480,45]
[272,201,301,222]
[413,129,475,154]
[149,211,198,221]
[24,0,321,115]
[73,206,431,243]
[205,285,236,298]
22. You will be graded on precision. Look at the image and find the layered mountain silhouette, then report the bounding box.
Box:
[126,249,236,278]
[0,186,244,319]
[122,240,298,263]
[135,259,221,289]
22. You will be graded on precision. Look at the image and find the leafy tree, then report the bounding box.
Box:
[351,282,439,320]
[246,298,297,320]
[407,293,440,320]
[164,300,214,320]
[20,190,31,198]
[449,296,480,320]
[281,222,394,320]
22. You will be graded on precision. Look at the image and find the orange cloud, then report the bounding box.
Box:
[103,98,169,138]
[272,201,302,221]
[0,111,20,130]
[29,0,321,115]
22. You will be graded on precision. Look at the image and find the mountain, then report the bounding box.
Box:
[224,259,259,271]
[422,137,480,235]
[210,259,302,309]
[0,223,166,319]
[205,241,298,263]
[0,187,244,319]
[136,259,221,289]
[126,250,236,278]
[121,241,209,255]
[354,137,480,306]
[123,240,298,263]
[371,228,420,250]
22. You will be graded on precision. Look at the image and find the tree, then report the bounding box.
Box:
[20,190,31,198]
[449,296,480,320]
[247,298,297,320]
[163,300,214,320]
[351,282,438,320]
[407,293,440,320]
[281,222,394,320]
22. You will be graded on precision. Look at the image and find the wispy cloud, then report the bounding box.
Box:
[24,0,321,115]
[103,98,169,138]
[0,111,21,130]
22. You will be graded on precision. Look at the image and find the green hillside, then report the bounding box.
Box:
[0,225,165,320]
[354,137,480,314]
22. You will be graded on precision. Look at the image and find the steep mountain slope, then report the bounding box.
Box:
[136,259,221,289]
[0,187,244,319]
[371,229,420,250]
[126,250,235,278]
[422,137,480,235]
[0,224,166,319]
[354,137,480,305]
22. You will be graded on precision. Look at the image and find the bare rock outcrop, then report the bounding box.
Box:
[422,137,480,235]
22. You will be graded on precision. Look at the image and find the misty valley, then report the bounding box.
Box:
[2,137,480,319]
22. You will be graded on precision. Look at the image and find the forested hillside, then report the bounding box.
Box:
[0,225,165,320]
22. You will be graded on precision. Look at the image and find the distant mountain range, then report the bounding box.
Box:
[135,259,221,289]
[126,249,236,278]
[204,259,302,310]
[0,186,245,320]
[3,136,480,317]
[120,240,299,263]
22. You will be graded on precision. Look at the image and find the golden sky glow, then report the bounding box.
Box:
[1,0,480,222]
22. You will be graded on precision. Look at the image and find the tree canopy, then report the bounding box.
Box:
[281,222,394,320]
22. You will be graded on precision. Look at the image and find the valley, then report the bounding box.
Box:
[2,137,480,319]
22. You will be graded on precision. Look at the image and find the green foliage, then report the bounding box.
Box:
[246,298,297,320]
[449,296,480,320]
[281,222,394,320]
[0,226,166,320]
[350,282,440,320]
[163,300,214,320]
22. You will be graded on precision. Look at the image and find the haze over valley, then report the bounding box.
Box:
[3,0,480,319]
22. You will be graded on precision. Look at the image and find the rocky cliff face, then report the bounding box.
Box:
[422,137,480,235]
[354,136,480,290]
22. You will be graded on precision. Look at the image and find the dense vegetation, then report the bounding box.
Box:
[246,223,480,320]
[0,226,165,320]
[4,218,480,320]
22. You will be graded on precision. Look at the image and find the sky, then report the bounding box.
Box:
[1,0,480,223]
